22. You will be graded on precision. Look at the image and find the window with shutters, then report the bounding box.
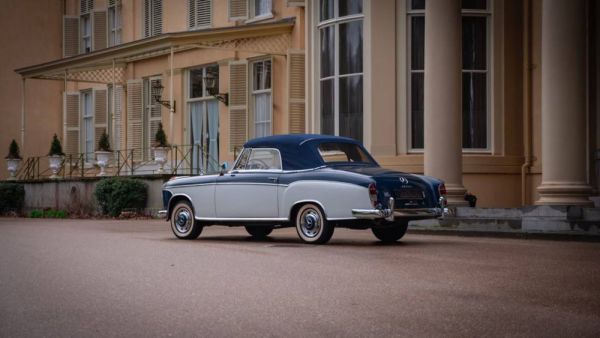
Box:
[250,59,272,138]
[81,90,94,161]
[250,0,272,19]
[80,0,94,53]
[144,77,163,160]
[228,0,272,22]
[143,0,163,38]
[108,0,122,46]
[407,0,492,151]
[187,65,220,173]
[108,85,124,151]
[188,0,212,30]
[318,0,364,142]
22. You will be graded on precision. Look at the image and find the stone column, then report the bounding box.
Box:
[424,0,467,206]
[537,0,592,206]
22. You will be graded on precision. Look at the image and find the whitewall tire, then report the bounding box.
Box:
[170,201,203,240]
[295,203,334,244]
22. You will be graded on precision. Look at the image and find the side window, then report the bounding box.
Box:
[234,148,282,170]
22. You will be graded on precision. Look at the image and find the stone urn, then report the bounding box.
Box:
[5,158,21,180]
[95,151,111,176]
[48,155,63,179]
[153,147,169,174]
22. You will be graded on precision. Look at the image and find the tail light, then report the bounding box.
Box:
[438,183,447,196]
[368,183,378,207]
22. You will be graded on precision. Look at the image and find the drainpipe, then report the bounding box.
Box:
[169,46,174,143]
[521,0,533,206]
[21,78,26,154]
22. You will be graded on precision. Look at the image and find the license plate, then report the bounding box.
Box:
[394,188,425,200]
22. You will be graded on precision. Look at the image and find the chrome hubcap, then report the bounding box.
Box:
[300,209,321,238]
[174,208,192,234]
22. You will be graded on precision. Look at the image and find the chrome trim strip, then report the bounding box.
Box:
[195,217,289,222]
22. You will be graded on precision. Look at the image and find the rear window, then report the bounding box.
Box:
[317,142,374,164]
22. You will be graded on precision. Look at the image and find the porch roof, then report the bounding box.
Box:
[14,17,295,84]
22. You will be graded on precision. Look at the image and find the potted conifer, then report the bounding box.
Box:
[95,130,112,176]
[5,139,22,180]
[48,134,65,179]
[152,122,170,174]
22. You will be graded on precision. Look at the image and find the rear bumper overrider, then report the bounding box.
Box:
[351,197,449,221]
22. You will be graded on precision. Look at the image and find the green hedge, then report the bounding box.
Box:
[0,182,25,214]
[94,177,148,217]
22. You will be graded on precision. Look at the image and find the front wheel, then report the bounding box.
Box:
[371,221,408,243]
[245,226,273,239]
[295,203,334,244]
[170,201,203,240]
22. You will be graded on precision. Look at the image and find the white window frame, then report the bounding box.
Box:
[185,64,217,144]
[250,58,273,138]
[316,0,364,139]
[188,0,213,30]
[143,76,162,160]
[246,0,273,23]
[108,1,122,46]
[81,90,94,162]
[461,1,492,152]
[80,13,92,53]
[406,2,425,152]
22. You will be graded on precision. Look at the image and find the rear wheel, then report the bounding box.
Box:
[245,226,274,239]
[295,203,334,244]
[170,201,203,240]
[371,221,408,243]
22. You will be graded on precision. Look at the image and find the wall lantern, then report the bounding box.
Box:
[151,81,176,112]
[203,72,229,106]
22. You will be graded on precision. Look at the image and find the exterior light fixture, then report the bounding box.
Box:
[151,81,176,112]
[203,72,228,106]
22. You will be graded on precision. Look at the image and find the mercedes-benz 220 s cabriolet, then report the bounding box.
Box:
[160,134,448,244]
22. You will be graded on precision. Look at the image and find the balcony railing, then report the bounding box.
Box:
[12,144,221,181]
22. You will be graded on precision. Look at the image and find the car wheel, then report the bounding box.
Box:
[371,221,408,243]
[295,203,334,244]
[170,200,203,240]
[245,226,273,239]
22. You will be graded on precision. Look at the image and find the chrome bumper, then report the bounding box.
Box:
[158,210,168,218]
[351,197,449,221]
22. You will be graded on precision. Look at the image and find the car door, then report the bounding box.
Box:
[215,148,281,219]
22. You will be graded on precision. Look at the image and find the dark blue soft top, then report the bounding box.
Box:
[243,134,378,170]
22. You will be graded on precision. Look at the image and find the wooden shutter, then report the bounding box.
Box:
[64,92,81,155]
[229,60,248,152]
[112,85,124,151]
[189,0,212,29]
[127,80,143,161]
[228,0,248,21]
[92,10,107,51]
[152,0,163,36]
[63,16,79,57]
[287,0,305,7]
[80,0,94,14]
[93,89,108,151]
[143,0,151,37]
[288,51,306,133]
[147,78,163,154]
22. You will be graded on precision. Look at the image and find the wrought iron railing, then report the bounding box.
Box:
[12,145,221,181]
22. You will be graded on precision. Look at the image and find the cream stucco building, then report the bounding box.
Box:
[1,0,598,209]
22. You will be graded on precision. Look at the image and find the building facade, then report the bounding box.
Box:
[1,0,599,208]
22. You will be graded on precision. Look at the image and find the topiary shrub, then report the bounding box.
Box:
[97,129,112,152]
[6,139,22,159]
[154,122,169,147]
[0,182,25,214]
[94,177,148,217]
[48,134,65,156]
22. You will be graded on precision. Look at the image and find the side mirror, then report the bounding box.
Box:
[219,161,229,175]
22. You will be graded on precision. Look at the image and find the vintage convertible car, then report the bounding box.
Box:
[160,134,448,244]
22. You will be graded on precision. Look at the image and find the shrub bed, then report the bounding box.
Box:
[0,182,25,214]
[94,177,148,217]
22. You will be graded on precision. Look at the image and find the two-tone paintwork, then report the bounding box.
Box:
[162,134,444,224]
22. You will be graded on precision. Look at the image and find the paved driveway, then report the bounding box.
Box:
[0,218,599,337]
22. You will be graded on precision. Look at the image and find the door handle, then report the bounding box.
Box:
[267,177,278,182]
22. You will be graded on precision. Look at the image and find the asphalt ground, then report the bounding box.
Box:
[0,218,599,337]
